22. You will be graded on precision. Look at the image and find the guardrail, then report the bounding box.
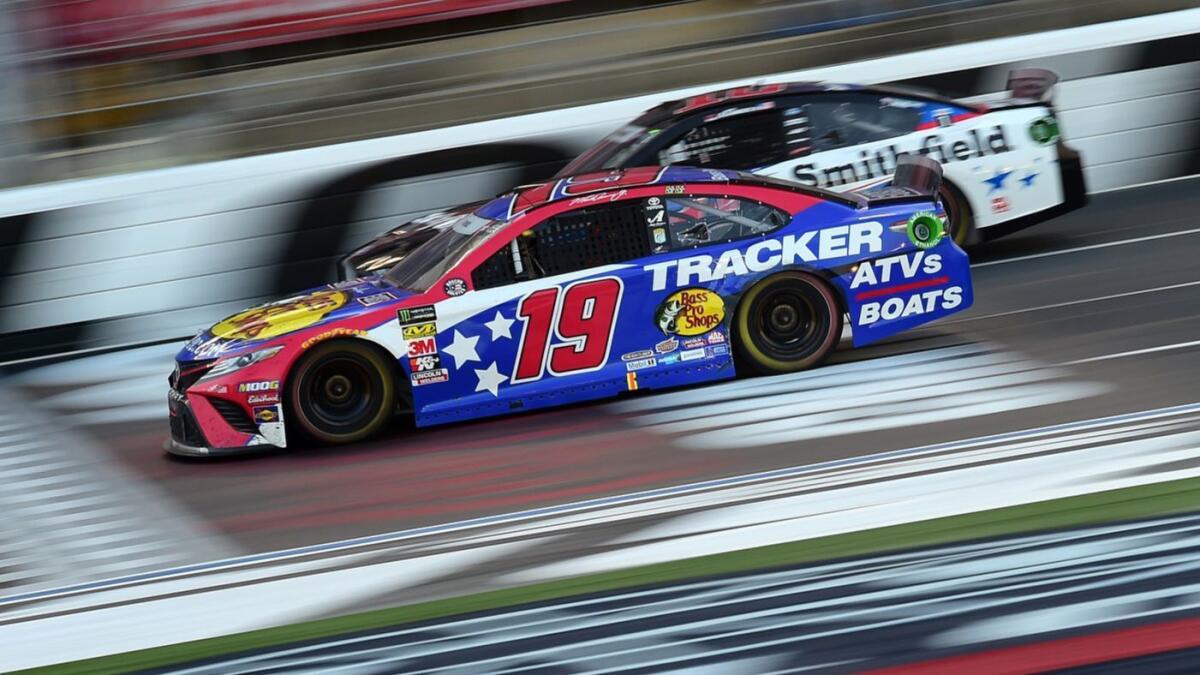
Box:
[1,9,1198,360]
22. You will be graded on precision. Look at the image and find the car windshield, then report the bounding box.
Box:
[385,211,502,291]
[556,124,658,176]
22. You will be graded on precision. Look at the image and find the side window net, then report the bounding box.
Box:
[658,109,785,170]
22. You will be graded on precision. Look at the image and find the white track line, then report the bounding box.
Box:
[977,226,1200,268]
[1066,339,1200,365]
[945,279,1200,325]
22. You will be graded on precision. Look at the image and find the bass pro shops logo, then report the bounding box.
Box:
[656,289,725,336]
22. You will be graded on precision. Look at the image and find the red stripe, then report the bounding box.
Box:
[865,617,1200,675]
[855,276,949,301]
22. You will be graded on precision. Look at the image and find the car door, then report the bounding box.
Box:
[412,196,665,425]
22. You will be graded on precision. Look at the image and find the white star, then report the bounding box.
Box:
[484,311,515,341]
[474,362,507,396]
[443,330,480,369]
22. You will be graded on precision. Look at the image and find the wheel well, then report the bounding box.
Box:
[287,338,411,415]
[940,177,976,244]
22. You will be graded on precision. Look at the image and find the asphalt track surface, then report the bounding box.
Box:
[4,176,1200,557]
[150,511,1200,674]
[1,176,1200,671]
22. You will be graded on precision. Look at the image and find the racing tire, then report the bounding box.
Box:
[940,182,975,247]
[733,272,842,374]
[287,340,396,446]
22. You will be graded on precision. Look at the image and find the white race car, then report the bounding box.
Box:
[341,69,1085,279]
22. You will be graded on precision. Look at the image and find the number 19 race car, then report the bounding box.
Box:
[168,158,972,456]
[340,69,1085,279]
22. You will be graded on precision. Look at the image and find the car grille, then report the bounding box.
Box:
[169,400,208,448]
[170,359,215,393]
[209,397,259,435]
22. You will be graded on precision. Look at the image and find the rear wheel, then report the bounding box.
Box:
[734,272,842,374]
[287,340,396,445]
[940,182,975,247]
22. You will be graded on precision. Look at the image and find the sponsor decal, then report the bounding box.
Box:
[300,327,367,349]
[652,227,667,245]
[850,252,943,289]
[703,100,775,123]
[444,278,468,296]
[673,83,787,115]
[1029,117,1059,145]
[708,344,730,357]
[252,405,280,425]
[406,336,437,357]
[645,223,883,290]
[934,108,953,128]
[859,287,964,325]
[626,372,639,391]
[906,211,945,250]
[396,305,437,325]
[665,185,685,195]
[625,357,657,371]
[680,348,707,362]
[411,369,450,386]
[409,354,441,372]
[660,353,681,365]
[682,337,706,349]
[655,338,679,354]
[791,125,1012,188]
[656,288,726,336]
[357,291,395,307]
[647,196,662,207]
[212,290,348,341]
[247,393,278,404]
[991,196,1011,213]
[238,380,279,393]
[706,331,726,344]
[402,322,437,339]
[622,349,655,362]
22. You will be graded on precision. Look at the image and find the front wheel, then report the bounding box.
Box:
[733,272,842,374]
[287,340,396,445]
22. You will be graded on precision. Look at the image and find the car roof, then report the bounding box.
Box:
[632,81,969,128]
[474,166,859,222]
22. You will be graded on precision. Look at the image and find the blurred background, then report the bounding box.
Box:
[3,0,1193,184]
[3,2,1200,672]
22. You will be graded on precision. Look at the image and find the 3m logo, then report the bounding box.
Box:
[407,337,437,357]
[402,322,436,339]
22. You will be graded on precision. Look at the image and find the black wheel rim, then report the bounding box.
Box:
[303,354,376,432]
[751,285,828,359]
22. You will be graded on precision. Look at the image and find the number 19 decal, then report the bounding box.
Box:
[513,277,623,383]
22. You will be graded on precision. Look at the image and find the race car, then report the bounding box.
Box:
[168,159,972,456]
[339,69,1085,279]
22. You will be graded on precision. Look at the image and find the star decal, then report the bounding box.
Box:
[484,311,515,341]
[1019,171,1039,188]
[474,362,507,396]
[443,330,480,369]
[983,169,1013,193]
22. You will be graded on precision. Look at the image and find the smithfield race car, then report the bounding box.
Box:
[168,159,972,456]
[339,69,1085,279]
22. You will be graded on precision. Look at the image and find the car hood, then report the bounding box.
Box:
[177,278,414,362]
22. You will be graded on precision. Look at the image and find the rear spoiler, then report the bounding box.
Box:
[855,155,942,207]
[1007,68,1058,102]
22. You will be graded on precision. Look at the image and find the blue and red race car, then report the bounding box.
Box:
[168,159,972,456]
